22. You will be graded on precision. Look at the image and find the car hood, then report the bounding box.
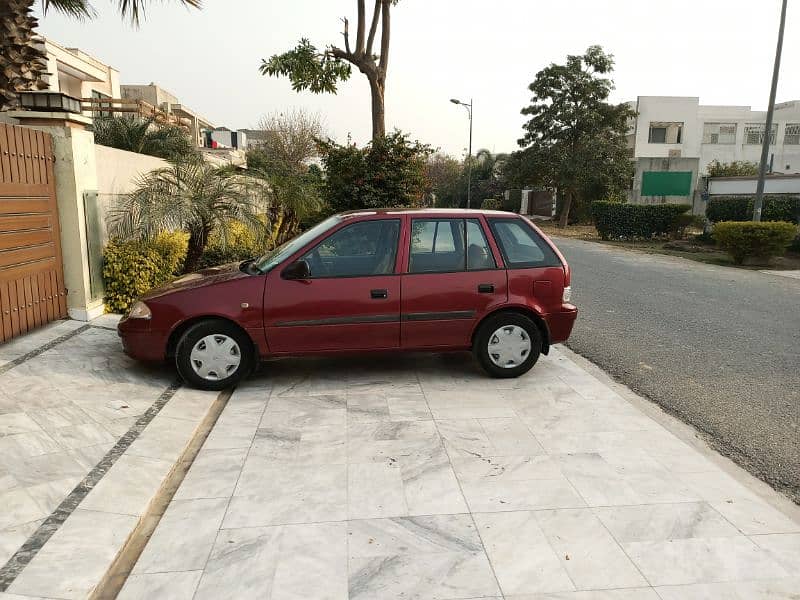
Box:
[141,262,250,300]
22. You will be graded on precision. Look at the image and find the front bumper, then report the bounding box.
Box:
[546,304,578,344]
[118,317,168,362]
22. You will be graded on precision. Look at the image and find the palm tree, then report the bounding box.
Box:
[0,0,200,110]
[93,116,198,161]
[109,157,268,273]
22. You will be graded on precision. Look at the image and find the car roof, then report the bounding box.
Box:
[338,208,520,219]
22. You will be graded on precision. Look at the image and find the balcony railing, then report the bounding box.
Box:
[80,98,192,129]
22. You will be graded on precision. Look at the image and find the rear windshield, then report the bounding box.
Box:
[488,218,561,269]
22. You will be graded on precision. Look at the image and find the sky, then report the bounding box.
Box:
[37,0,800,157]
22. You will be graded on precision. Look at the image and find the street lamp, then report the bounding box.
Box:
[754,0,788,221]
[450,98,473,209]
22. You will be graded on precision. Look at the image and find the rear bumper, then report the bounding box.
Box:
[546,304,578,344]
[118,319,168,362]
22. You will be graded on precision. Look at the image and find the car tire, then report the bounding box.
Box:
[175,320,255,390]
[473,312,542,378]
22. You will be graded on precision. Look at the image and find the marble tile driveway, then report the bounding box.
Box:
[120,348,800,599]
[0,318,174,570]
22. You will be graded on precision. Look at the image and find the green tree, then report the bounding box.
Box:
[0,0,200,110]
[93,116,198,161]
[109,157,268,273]
[705,160,759,177]
[260,1,399,139]
[319,131,432,213]
[517,45,635,227]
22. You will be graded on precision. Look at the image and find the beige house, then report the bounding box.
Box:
[121,83,215,147]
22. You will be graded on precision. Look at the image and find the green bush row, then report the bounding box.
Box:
[713,221,797,265]
[591,202,691,240]
[103,232,188,313]
[706,195,800,224]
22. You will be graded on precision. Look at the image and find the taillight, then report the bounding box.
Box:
[562,286,572,303]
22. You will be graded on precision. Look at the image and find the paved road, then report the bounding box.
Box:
[555,238,800,503]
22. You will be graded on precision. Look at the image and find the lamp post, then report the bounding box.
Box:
[753,0,788,221]
[450,98,473,209]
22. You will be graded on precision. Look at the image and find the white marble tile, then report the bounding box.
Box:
[348,462,408,519]
[173,447,248,500]
[202,397,265,450]
[223,461,347,528]
[710,497,800,535]
[80,454,174,516]
[0,519,43,566]
[156,387,218,422]
[750,533,800,573]
[348,515,500,600]
[452,454,563,483]
[195,522,347,600]
[7,509,138,600]
[654,578,800,599]
[475,511,575,595]
[126,415,198,462]
[0,431,61,462]
[622,536,789,586]
[48,422,117,450]
[25,404,94,432]
[398,449,468,516]
[461,477,585,513]
[505,588,660,599]
[0,413,43,437]
[534,508,648,590]
[133,498,228,573]
[0,488,51,530]
[594,502,740,543]
[118,570,203,600]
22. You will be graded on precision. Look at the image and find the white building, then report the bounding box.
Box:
[35,37,121,111]
[628,96,800,211]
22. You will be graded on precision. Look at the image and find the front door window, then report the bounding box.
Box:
[302,219,400,278]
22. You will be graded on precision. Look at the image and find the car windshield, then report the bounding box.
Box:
[254,216,342,273]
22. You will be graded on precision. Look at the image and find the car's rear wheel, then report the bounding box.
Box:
[473,313,542,378]
[175,320,254,390]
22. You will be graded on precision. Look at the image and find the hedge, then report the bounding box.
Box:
[197,220,265,269]
[591,202,691,240]
[103,232,188,313]
[706,195,800,224]
[713,221,797,265]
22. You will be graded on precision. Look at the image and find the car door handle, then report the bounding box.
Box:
[478,284,495,293]
[371,289,388,299]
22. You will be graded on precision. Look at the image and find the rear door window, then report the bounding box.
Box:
[409,219,465,273]
[488,219,560,268]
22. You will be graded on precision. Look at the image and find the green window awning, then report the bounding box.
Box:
[641,171,693,196]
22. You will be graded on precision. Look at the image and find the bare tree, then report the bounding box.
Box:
[254,109,326,171]
[259,1,399,140]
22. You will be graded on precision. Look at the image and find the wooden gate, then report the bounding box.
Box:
[0,122,67,342]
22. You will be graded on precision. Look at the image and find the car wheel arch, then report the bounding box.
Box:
[166,316,258,361]
[471,307,551,355]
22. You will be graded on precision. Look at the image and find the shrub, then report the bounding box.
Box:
[713,221,797,265]
[481,197,503,210]
[591,202,691,240]
[706,195,800,224]
[103,232,188,313]
[198,220,265,269]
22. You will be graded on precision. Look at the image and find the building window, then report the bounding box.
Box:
[702,122,736,144]
[785,123,800,145]
[744,123,777,145]
[648,122,683,144]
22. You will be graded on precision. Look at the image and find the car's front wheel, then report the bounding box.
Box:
[474,313,542,378]
[175,320,255,390]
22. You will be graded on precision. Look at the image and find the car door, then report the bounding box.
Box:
[264,218,402,353]
[400,217,507,349]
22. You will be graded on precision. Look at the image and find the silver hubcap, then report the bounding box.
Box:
[189,334,241,381]
[488,325,531,368]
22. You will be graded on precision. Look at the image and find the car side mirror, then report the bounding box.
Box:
[281,259,311,280]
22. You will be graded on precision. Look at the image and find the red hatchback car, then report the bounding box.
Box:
[118,209,577,390]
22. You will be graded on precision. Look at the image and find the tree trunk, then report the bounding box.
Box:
[183,227,209,273]
[369,77,386,139]
[0,0,49,110]
[558,190,574,228]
